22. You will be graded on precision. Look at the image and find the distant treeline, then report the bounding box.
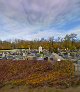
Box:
[0,33,80,52]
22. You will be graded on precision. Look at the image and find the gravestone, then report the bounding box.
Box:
[39,46,42,53]
[57,59,61,61]
[78,60,80,65]
[29,47,30,51]
[2,52,6,57]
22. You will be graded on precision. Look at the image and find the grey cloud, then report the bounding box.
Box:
[0,0,80,26]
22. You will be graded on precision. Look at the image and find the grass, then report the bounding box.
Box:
[0,85,80,92]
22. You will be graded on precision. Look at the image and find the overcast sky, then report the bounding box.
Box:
[0,0,80,40]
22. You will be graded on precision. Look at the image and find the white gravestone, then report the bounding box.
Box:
[23,52,26,60]
[23,52,26,57]
[57,59,61,61]
[29,47,30,51]
[2,52,6,57]
[39,46,42,53]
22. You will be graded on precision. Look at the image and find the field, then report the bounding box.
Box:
[0,60,80,92]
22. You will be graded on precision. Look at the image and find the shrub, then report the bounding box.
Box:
[0,60,76,88]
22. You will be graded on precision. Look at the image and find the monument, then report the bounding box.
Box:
[39,46,42,53]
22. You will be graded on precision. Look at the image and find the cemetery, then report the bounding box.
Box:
[0,46,62,61]
[0,46,80,91]
[0,0,80,91]
[0,46,80,63]
[0,46,80,75]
